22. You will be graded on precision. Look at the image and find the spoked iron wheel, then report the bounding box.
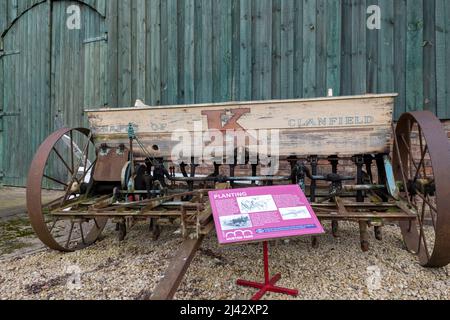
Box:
[27,128,108,252]
[393,111,450,267]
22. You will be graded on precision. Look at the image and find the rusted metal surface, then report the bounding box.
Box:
[93,146,129,182]
[394,111,450,267]
[26,128,107,252]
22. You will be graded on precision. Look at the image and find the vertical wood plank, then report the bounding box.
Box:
[394,0,407,119]
[106,0,118,108]
[147,0,161,105]
[366,0,378,94]
[423,0,436,113]
[135,0,146,101]
[167,0,178,105]
[341,0,352,95]
[326,0,341,96]
[196,0,212,103]
[302,0,316,98]
[435,0,450,119]
[213,0,232,102]
[378,0,394,95]
[177,0,184,104]
[160,0,168,105]
[271,0,281,100]
[239,0,252,101]
[351,0,366,94]
[315,0,326,97]
[184,0,194,104]
[293,0,303,98]
[118,0,132,107]
[406,0,424,112]
[231,0,240,101]
[280,0,294,99]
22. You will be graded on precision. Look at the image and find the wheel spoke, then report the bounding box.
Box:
[400,134,419,179]
[413,145,429,182]
[79,222,85,245]
[52,147,73,175]
[49,218,59,232]
[43,175,68,187]
[392,124,412,206]
[61,132,93,204]
[70,131,74,173]
[417,202,431,260]
[65,221,75,248]
[418,127,427,178]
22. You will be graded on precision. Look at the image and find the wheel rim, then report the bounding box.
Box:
[393,111,450,267]
[26,128,107,252]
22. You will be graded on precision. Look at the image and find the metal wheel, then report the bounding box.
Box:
[393,111,450,267]
[26,128,108,252]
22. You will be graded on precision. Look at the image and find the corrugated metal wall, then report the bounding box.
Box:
[1,0,450,186]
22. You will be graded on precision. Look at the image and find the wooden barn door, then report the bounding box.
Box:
[0,4,51,186]
[50,1,108,131]
[0,1,107,187]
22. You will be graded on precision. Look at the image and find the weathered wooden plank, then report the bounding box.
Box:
[326,0,341,96]
[195,0,212,103]
[87,94,395,158]
[351,0,366,95]
[147,0,161,106]
[366,0,378,93]
[184,0,194,104]
[315,0,326,97]
[378,0,394,95]
[134,0,146,101]
[167,0,178,105]
[280,0,294,99]
[0,0,7,34]
[176,0,185,104]
[435,0,447,119]
[231,0,240,101]
[340,0,352,95]
[118,0,132,107]
[106,0,118,108]
[149,236,204,300]
[252,0,272,101]
[423,0,436,114]
[406,0,424,112]
[271,0,281,100]
[302,0,316,98]
[213,0,232,102]
[239,0,252,101]
[293,0,303,98]
[394,0,407,119]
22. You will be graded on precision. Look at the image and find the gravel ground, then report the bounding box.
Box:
[0,221,448,300]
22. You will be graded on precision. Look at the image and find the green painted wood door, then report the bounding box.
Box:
[0,3,51,186]
[51,1,108,131]
[0,1,108,187]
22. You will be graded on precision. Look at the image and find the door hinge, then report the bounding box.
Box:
[83,33,108,45]
[0,50,20,58]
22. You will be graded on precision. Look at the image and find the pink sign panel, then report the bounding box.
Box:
[209,185,325,245]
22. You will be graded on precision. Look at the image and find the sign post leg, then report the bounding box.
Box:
[237,241,299,301]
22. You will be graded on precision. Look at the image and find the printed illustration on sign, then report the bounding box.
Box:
[279,206,311,220]
[236,195,277,214]
[219,214,253,231]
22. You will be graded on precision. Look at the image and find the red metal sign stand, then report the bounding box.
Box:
[237,241,299,300]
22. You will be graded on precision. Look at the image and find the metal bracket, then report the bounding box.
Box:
[0,112,20,118]
[0,50,20,59]
[83,33,108,45]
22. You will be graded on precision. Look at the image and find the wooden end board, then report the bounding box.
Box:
[86,94,396,158]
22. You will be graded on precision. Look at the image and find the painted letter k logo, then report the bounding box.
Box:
[201,108,250,131]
